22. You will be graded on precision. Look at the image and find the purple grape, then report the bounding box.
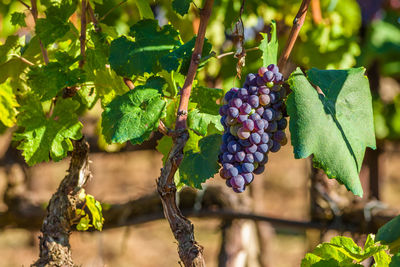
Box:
[238,88,248,100]
[277,118,287,130]
[222,133,231,143]
[245,73,257,86]
[231,175,245,188]
[245,144,257,154]
[249,113,261,121]
[253,165,265,174]
[275,110,283,120]
[267,64,279,73]
[258,143,269,153]
[223,163,234,170]
[220,168,229,179]
[226,179,232,187]
[224,116,236,126]
[230,98,243,109]
[270,141,281,152]
[262,119,269,130]
[259,94,270,106]
[239,139,251,147]
[227,134,236,143]
[249,132,261,144]
[259,86,270,95]
[239,103,252,114]
[267,121,277,132]
[237,114,248,123]
[263,70,274,82]
[227,166,239,177]
[241,163,255,173]
[274,73,283,83]
[262,108,275,121]
[273,131,286,142]
[243,172,254,184]
[270,92,278,104]
[220,143,228,152]
[260,154,269,165]
[256,76,265,86]
[227,141,240,153]
[219,105,228,116]
[256,106,264,116]
[237,127,251,140]
[243,119,254,131]
[244,153,254,163]
[224,90,235,101]
[248,95,259,108]
[254,119,265,131]
[258,67,267,77]
[233,186,245,193]
[235,151,246,162]
[228,107,239,118]
[256,129,264,135]
[231,87,239,92]
[222,152,234,163]
[220,116,227,127]
[248,86,258,95]
[280,137,288,146]
[253,151,264,163]
[260,133,269,144]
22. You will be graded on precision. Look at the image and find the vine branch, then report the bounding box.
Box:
[79,0,87,68]
[277,0,311,71]
[311,0,323,24]
[30,0,49,65]
[157,0,214,266]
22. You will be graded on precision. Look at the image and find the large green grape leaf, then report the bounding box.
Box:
[377,215,400,254]
[0,80,18,127]
[179,134,221,189]
[259,20,278,67]
[188,109,223,136]
[101,85,166,145]
[190,86,224,115]
[160,37,213,75]
[13,97,83,166]
[390,253,400,267]
[135,0,154,19]
[172,0,192,16]
[109,19,180,77]
[287,68,376,196]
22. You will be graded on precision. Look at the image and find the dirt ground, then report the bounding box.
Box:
[0,130,399,266]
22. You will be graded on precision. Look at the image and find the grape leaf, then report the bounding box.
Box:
[287,68,376,196]
[374,250,392,267]
[0,80,18,127]
[0,35,22,64]
[135,0,154,19]
[172,0,192,16]
[190,86,224,115]
[13,97,83,166]
[179,134,221,189]
[259,20,278,67]
[11,12,26,27]
[390,253,400,267]
[160,37,213,75]
[109,19,180,77]
[377,215,400,254]
[101,86,166,145]
[188,109,223,136]
[85,194,104,231]
[92,68,129,107]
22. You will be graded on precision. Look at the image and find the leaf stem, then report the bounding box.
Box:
[11,54,34,66]
[123,78,135,90]
[99,0,127,22]
[311,0,323,24]
[30,0,49,65]
[216,47,259,59]
[87,3,101,32]
[277,0,311,71]
[18,0,30,9]
[79,0,87,68]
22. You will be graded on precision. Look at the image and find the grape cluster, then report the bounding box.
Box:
[218,64,288,193]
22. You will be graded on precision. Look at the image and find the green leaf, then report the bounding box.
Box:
[374,250,391,267]
[92,68,129,107]
[179,134,222,189]
[0,35,22,64]
[287,68,376,196]
[390,252,400,267]
[190,86,224,115]
[85,194,104,231]
[377,215,400,253]
[160,37,213,75]
[76,215,90,231]
[172,0,192,16]
[109,19,180,77]
[11,12,26,27]
[101,84,166,145]
[13,97,83,166]
[259,20,278,66]
[135,0,154,19]
[188,109,223,136]
[0,80,18,127]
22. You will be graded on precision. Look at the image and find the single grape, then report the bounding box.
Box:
[270,92,279,104]
[222,152,234,163]
[245,144,257,154]
[238,88,248,100]
[267,64,279,73]
[220,169,229,179]
[220,116,227,127]
[258,67,267,77]
[238,139,251,147]
[231,175,245,188]
[227,141,241,154]
[267,121,277,132]
[256,76,265,86]
[254,151,264,163]
[266,81,274,88]
[262,119,269,130]
[239,103,252,114]
[275,110,283,120]
[235,151,246,162]
[248,95,259,108]
[249,113,261,121]
[227,134,236,143]
[256,129,264,135]
[220,143,228,152]
[254,119,265,131]
[263,70,274,82]
[243,172,254,184]
[272,102,283,110]
[244,153,254,163]
[227,166,239,177]
[241,163,255,173]
[280,137,288,146]
[224,116,236,126]
[245,73,257,86]
[256,106,264,116]
[228,107,239,118]
[219,105,228,116]
[229,98,243,109]
[226,179,232,187]
[259,94,271,106]
[267,139,273,149]
[248,86,258,95]
[259,86,270,95]
[222,132,231,143]
[237,114,248,123]
[273,131,286,142]
[231,87,239,92]
[270,141,281,152]
[260,154,269,165]
[223,163,234,170]
[224,90,235,102]
[237,127,251,140]
[253,165,265,175]
[262,108,275,121]
[233,187,245,193]
[274,72,283,83]
[257,143,269,153]
[249,132,261,144]
[260,132,269,144]
[243,119,255,131]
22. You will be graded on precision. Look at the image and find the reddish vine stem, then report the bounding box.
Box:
[30,0,49,65]
[123,77,135,90]
[277,0,311,71]
[157,0,214,266]
[87,3,101,32]
[79,0,87,68]
[311,0,323,24]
